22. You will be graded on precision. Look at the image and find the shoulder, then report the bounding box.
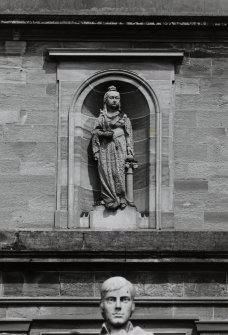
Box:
[132,326,154,335]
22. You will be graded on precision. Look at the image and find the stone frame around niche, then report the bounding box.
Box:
[49,50,183,230]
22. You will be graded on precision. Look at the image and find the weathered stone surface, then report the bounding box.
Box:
[0,231,227,254]
[179,58,212,78]
[144,272,184,297]
[3,125,56,142]
[0,159,20,173]
[175,211,204,230]
[176,78,200,95]
[3,272,60,296]
[175,111,197,128]
[6,307,40,318]
[0,68,26,84]
[212,58,228,77]
[2,0,228,16]
[5,41,26,55]
[174,179,208,192]
[60,272,94,296]
[204,211,228,224]
[174,128,226,145]
[0,110,20,124]
[184,272,227,297]
[174,144,207,161]
[173,306,213,320]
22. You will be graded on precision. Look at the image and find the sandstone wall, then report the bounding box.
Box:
[0,41,228,229]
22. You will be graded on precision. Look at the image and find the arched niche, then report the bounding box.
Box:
[68,70,160,229]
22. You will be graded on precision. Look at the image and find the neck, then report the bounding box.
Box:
[105,322,130,334]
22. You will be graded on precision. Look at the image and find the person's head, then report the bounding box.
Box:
[103,86,121,111]
[100,276,136,330]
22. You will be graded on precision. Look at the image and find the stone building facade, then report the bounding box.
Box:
[0,1,228,335]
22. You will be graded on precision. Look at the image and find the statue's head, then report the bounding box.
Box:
[100,276,136,330]
[103,86,121,110]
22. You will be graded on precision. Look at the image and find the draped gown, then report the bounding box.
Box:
[92,110,134,209]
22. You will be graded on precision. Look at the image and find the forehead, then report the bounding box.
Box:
[104,286,132,298]
[107,91,120,97]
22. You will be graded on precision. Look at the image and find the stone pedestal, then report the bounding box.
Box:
[89,205,139,230]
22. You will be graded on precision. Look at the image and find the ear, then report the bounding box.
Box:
[100,301,105,318]
[131,302,135,313]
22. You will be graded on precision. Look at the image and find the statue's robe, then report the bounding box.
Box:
[100,321,153,335]
[92,110,134,209]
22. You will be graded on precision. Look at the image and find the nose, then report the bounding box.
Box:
[115,298,121,309]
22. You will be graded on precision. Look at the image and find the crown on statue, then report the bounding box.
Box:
[108,85,117,92]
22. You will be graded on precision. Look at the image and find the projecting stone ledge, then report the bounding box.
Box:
[0,230,228,262]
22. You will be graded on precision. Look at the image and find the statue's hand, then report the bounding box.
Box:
[99,130,113,139]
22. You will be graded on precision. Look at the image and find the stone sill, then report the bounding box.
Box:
[1,15,228,26]
[0,230,228,262]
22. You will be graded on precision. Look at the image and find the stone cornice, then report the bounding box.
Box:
[1,231,228,262]
[0,15,228,26]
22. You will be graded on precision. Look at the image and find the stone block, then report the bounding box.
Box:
[183,162,228,179]
[175,128,226,145]
[173,306,213,320]
[22,55,44,69]
[200,78,228,95]
[204,194,228,211]
[3,271,60,296]
[174,144,207,161]
[161,212,174,229]
[0,54,22,68]
[208,143,228,162]
[6,307,40,318]
[183,272,227,297]
[212,58,228,77]
[5,41,26,55]
[175,111,197,128]
[0,95,55,111]
[0,159,20,173]
[0,83,46,98]
[214,307,228,320]
[46,83,57,96]
[0,110,20,124]
[3,125,56,142]
[204,211,228,224]
[174,211,204,230]
[0,175,55,210]
[144,272,184,297]
[176,93,219,112]
[0,308,6,318]
[12,209,54,228]
[20,161,55,175]
[176,78,200,95]
[179,57,212,77]
[26,69,56,84]
[60,272,94,296]
[0,67,26,84]
[197,111,228,128]
[39,306,98,318]
[174,179,208,192]
[0,141,56,162]
[90,206,139,230]
[20,110,56,125]
[208,177,228,194]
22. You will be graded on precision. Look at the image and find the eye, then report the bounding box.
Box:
[106,297,116,303]
[121,297,131,302]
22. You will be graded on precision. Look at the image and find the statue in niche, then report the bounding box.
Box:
[92,85,137,210]
[100,276,150,335]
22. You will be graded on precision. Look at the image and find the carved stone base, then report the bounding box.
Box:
[89,205,139,230]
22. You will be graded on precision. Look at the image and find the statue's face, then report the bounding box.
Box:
[101,286,135,329]
[106,91,120,109]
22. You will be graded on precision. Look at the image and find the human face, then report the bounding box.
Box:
[101,286,135,330]
[106,91,120,109]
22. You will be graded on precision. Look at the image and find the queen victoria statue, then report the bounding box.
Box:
[92,86,136,210]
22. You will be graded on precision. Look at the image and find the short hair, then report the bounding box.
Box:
[100,276,136,301]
